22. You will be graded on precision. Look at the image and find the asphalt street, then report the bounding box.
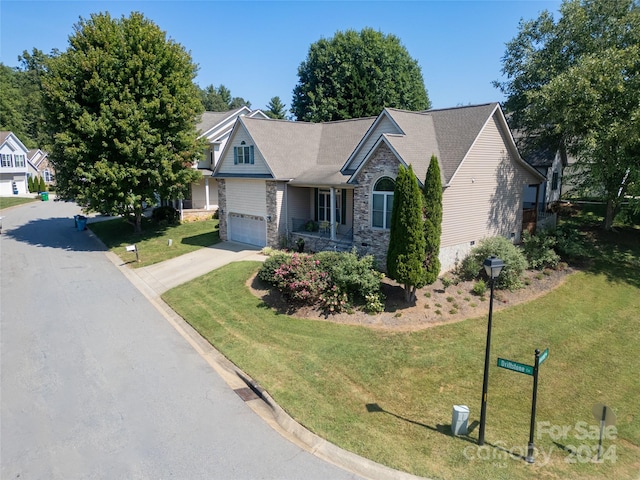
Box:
[0,199,362,479]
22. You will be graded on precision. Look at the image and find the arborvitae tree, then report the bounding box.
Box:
[28,175,35,193]
[38,175,46,192]
[423,155,443,284]
[386,164,426,302]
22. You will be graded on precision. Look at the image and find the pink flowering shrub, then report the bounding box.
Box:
[258,250,385,314]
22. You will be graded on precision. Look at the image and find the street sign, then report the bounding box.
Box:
[497,358,534,376]
[538,348,549,365]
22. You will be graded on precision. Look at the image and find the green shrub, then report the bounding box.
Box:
[258,250,384,314]
[151,205,179,225]
[521,230,560,270]
[440,276,454,290]
[257,252,292,284]
[316,249,384,307]
[551,225,589,261]
[472,280,486,296]
[458,236,528,290]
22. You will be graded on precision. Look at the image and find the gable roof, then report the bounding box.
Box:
[215,103,544,186]
[223,116,375,185]
[0,131,29,153]
[197,107,268,142]
[348,103,543,186]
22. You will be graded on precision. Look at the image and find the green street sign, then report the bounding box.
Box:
[538,348,549,365]
[497,358,534,376]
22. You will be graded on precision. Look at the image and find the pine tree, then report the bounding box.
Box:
[387,164,426,302]
[423,155,443,284]
[28,175,34,193]
[38,175,46,192]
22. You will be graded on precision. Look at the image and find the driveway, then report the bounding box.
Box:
[0,199,363,479]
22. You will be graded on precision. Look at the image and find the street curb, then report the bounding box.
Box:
[99,244,429,480]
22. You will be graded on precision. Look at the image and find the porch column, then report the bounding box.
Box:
[204,176,210,210]
[330,187,337,241]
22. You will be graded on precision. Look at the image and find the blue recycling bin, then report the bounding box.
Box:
[76,215,87,231]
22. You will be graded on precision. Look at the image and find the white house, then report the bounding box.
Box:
[0,132,30,195]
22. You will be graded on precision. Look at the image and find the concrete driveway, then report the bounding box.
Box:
[0,199,365,479]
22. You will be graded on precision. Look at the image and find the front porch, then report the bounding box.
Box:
[290,217,353,252]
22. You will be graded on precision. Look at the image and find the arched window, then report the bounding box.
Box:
[372,176,395,229]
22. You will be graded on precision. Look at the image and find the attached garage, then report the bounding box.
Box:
[228,213,266,247]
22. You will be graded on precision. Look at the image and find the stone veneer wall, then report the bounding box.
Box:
[352,143,401,272]
[265,180,279,247]
[217,179,228,241]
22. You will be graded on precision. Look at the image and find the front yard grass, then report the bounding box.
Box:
[89,216,219,267]
[0,195,39,210]
[162,241,639,479]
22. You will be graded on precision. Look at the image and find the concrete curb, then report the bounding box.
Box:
[97,240,429,480]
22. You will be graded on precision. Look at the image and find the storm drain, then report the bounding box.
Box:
[234,387,260,402]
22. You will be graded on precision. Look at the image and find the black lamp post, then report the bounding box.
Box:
[478,255,505,446]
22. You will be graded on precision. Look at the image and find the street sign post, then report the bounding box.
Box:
[497,358,534,376]
[497,348,549,464]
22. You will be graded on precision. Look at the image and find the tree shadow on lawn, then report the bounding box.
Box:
[180,230,219,247]
[580,226,640,289]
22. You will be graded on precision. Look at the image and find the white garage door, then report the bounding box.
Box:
[228,214,266,247]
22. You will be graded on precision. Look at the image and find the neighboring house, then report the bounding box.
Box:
[0,131,30,195]
[186,106,269,210]
[213,103,545,273]
[511,131,569,231]
[27,148,55,186]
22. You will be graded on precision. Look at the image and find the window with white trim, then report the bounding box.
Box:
[318,189,342,223]
[372,176,395,229]
[1,154,12,167]
[14,154,25,167]
[233,141,254,164]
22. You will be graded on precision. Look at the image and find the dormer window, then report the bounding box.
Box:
[233,141,254,165]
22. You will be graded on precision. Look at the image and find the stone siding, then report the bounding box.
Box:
[265,180,279,247]
[352,143,401,271]
[218,179,228,241]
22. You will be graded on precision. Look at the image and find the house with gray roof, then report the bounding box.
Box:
[186,106,269,210]
[212,103,545,272]
[0,131,30,196]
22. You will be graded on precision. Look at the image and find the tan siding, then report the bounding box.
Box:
[226,179,267,216]
[218,127,271,175]
[441,114,540,247]
[287,186,309,230]
[345,116,399,171]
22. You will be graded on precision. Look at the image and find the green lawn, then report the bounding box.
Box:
[89,217,220,267]
[162,214,640,480]
[0,196,40,210]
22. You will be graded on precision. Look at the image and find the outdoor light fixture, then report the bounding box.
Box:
[478,255,505,446]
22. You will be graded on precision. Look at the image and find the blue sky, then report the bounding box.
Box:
[1,1,561,112]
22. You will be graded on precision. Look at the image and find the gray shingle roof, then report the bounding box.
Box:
[240,116,375,183]
[197,107,248,135]
[227,103,515,186]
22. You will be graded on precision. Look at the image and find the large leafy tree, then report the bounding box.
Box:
[292,28,430,122]
[42,12,203,233]
[423,155,443,285]
[0,49,53,148]
[387,164,426,303]
[496,0,640,229]
[200,84,251,111]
